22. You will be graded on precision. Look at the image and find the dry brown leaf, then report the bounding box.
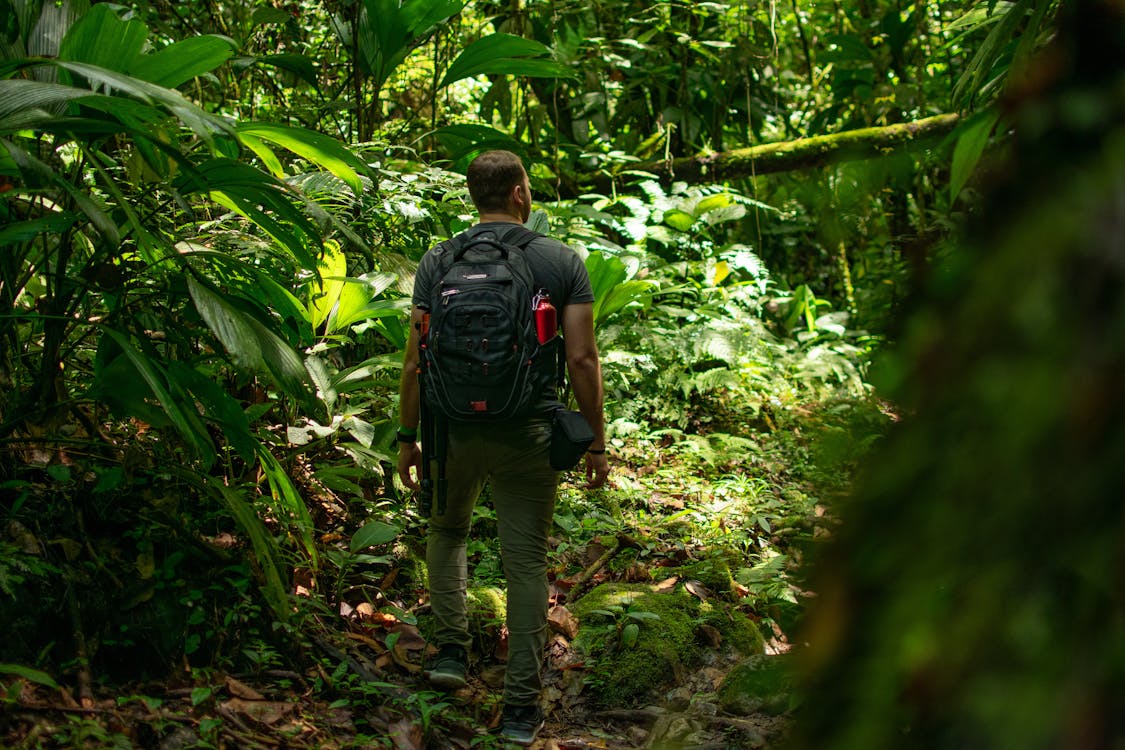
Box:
[388,717,424,750]
[652,576,679,593]
[221,697,295,725]
[547,605,579,639]
[684,579,711,601]
[225,676,265,701]
[345,631,388,653]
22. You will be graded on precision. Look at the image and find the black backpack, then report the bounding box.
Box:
[419,225,557,422]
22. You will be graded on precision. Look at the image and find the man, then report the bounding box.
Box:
[397,150,610,745]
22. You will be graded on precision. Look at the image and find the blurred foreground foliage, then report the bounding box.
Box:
[791,1,1125,747]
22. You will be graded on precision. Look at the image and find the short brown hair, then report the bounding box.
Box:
[466,150,526,213]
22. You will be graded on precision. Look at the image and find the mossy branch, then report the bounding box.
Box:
[578,113,960,194]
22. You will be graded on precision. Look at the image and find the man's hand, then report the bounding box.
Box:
[397,442,422,490]
[584,451,610,489]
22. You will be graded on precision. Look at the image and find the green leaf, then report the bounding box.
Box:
[129,36,235,89]
[663,208,695,232]
[201,475,291,622]
[103,330,216,466]
[440,33,574,87]
[0,213,77,245]
[0,664,58,688]
[305,355,337,412]
[236,122,365,196]
[187,277,310,400]
[256,446,318,565]
[950,107,1000,202]
[310,239,347,331]
[621,622,640,649]
[58,4,146,73]
[238,53,319,89]
[586,252,629,303]
[595,280,653,328]
[168,362,258,461]
[433,123,524,171]
[352,0,464,88]
[350,520,400,552]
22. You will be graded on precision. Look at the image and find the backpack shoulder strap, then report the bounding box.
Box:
[435,232,469,272]
[498,225,542,250]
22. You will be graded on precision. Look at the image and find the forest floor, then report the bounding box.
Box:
[1,400,858,749]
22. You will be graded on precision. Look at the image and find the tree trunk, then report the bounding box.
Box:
[575,113,960,195]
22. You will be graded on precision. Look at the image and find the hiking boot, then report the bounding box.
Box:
[425,645,467,690]
[498,703,545,746]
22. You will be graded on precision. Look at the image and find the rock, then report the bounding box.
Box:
[717,654,793,716]
[664,686,692,711]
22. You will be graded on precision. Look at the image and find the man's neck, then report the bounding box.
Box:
[477,211,523,224]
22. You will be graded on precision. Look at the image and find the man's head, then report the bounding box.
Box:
[466,150,532,222]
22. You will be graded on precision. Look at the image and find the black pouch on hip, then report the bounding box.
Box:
[550,409,595,470]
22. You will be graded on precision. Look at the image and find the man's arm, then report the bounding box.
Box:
[396,306,426,489]
[561,301,610,489]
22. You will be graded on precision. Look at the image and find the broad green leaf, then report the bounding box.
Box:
[351,520,399,552]
[179,158,318,269]
[440,33,574,87]
[0,664,58,688]
[130,35,235,89]
[310,239,347,330]
[326,272,397,333]
[236,122,365,195]
[252,7,293,26]
[234,53,319,89]
[693,193,733,217]
[305,355,337,411]
[168,362,258,461]
[352,0,462,86]
[699,203,745,227]
[433,123,523,170]
[52,60,235,146]
[950,107,1000,202]
[58,4,145,73]
[0,213,76,244]
[595,281,653,328]
[187,277,311,400]
[586,252,629,303]
[238,133,286,177]
[0,79,98,124]
[332,297,404,332]
[663,208,695,232]
[621,622,640,648]
[525,209,551,235]
[27,0,90,59]
[342,416,375,446]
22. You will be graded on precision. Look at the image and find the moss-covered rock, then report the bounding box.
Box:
[698,601,766,656]
[718,653,794,716]
[571,583,701,706]
[668,555,738,596]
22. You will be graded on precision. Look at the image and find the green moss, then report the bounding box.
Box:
[699,602,766,656]
[670,554,738,595]
[466,585,506,624]
[571,583,701,706]
[718,654,794,716]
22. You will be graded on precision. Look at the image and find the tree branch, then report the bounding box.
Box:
[577,113,960,195]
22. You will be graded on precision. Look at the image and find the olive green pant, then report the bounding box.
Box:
[425,416,559,706]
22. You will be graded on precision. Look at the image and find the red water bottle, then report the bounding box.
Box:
[534,290,556,344]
